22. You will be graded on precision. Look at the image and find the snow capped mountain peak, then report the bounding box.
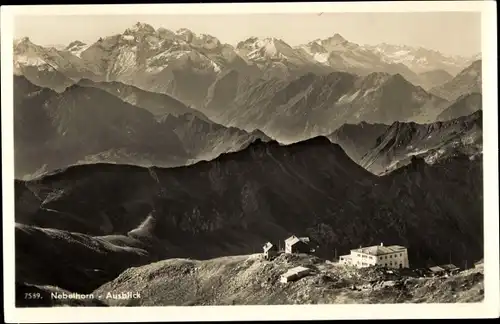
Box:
[241,37,295,61]
[236,37,291,53]
[65,40,90,58]
[14,37,34,48]
[124,22,156,36]
[13,38,54,71]
[365,42,478,74]
[66,40,86,49]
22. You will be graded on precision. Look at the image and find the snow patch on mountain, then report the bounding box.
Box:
[123,35,136,41]
[110,47,138,76]
[338,90,360,103]
[365,43,477,74]
[65,41,91,58]
[15,54,48,67]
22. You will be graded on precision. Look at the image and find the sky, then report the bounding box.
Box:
[14,12,482,57]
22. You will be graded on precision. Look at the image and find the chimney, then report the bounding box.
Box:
[380,242,384,246]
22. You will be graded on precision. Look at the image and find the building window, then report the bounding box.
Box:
[400,253,403,256]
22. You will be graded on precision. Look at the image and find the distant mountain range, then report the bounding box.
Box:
[365,43,480,75]
[13,55,482,175]
[14,76,269,179]
[207,71,450,143]
[13,22,479,109]
[15,137,483,294]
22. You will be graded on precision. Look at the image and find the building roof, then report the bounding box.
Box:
[440,264,459,271]
[282,266,311,277]
[263,242,275,252]
[428,266,445,273]
[285,235,309,246]
[351,244,406,256]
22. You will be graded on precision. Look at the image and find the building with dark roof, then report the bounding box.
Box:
[284,235,311,254]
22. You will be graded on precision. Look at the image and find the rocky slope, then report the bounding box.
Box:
[16,252,484,307]
[14,37,100,91]
[15,137,483,294]
[329,110,482,175]
[430,60,482,101]
[93,254,484,306]
[159,113,271,162]
[328,122,391,163]
[209,71,448,143]
[359,110,482,175]
[70,23,256,109]
[236,37,330,80]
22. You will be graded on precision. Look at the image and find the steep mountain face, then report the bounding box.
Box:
[76,78,209,120]
[203,69,257,117]
[210,71,448,143]
[437,93,482,121]
[328,122,391,162]
[75,23,253,109]
[416,69,454,90]
[159,113,272,162]
[235,37,330,79]
[430,60,482,101]
[13,37,100,91]
[329,110,482,174]
[366,43,478,75]
[359,110,482,175]
[298,35,421,85]
[65,40,91,58]
[15,137,483,294]
[14,76,188,178]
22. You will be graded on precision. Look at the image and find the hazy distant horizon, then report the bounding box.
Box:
[14,12,481,57]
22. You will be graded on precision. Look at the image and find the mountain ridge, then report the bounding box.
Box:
[14,76,270,179]
[15,135,483,295]
[14,24,479,107]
